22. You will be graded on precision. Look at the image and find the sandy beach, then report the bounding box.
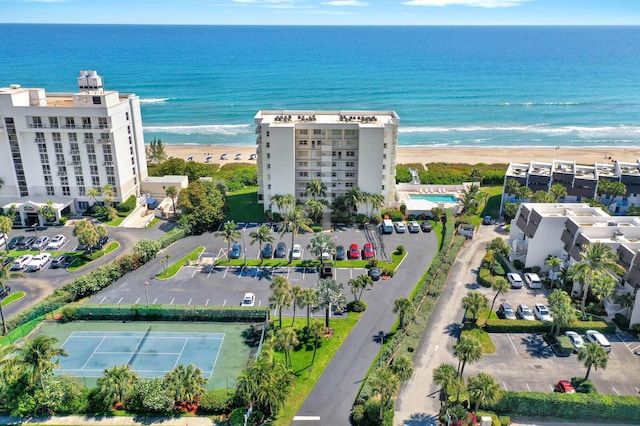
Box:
[161,144,640,166]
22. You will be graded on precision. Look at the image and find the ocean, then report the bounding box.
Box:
[1,24,639,148]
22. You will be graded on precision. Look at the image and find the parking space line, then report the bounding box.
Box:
[502,381,508,391]
[548,384,553,392]
[635,386,639,393]
[525,383,531,392]
[152,298,157,304]
[223,299,226,306]
[117,297,123,304]
[612,386,620,396]
[207,267,212,278]
[258,300,262,306]
[205,299,209,306]
[134,297,140,304]
[287,268,291,279]
[192,268,198,278]
[100,297,106,304]
[506,333,519,355]
[170,298,175,305]
[223,267,229,278]
[188,298,192,305]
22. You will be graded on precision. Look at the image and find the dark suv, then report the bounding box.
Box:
[261,243,273,259]
[93,236,109,250]
[275,242,287,259]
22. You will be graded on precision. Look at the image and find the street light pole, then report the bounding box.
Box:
[243,226,247,264]
[144,281,149,307]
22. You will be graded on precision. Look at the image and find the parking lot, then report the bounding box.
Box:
[88,222,438,316]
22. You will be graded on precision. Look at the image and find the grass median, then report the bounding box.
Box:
[156,246,205,279]
[1,292,26,307]
[66,241,120,272]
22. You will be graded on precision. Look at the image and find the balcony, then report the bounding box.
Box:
[103,161,113,166]
[64,124,78,129]
[97,138,111,144]
[57,171,67,177]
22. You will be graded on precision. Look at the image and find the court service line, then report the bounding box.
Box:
[172,339,189,370]
[80,336,106,371]
[208,334,225,380]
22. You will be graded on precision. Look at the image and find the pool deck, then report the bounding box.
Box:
[395,183,471,215]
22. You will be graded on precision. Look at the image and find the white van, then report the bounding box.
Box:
[524,273,542,289]
[381,219,394,234]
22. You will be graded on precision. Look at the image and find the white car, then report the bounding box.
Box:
[585,330,611,353]
[408,221,420,233]
[524,272,542,289]
[507,273,524,289]
[533,303,553,322]
[241,292,255,307]
[564,331,585,352]
[291,244,302,260]
[394,221,406,233]
[12,255,33,270]
[26,253,52,271]
[517,304,535,321]
[47,234,67,250]
[321,251,332,261]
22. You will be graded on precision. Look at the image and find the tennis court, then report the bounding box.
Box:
[58,327,223,378]
[38,320,261,389]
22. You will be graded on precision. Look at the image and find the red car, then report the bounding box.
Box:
[349,243,360,259]
[556,380,576,394]
[363,243,375,259]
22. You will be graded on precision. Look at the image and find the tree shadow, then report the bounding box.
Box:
[402,412,440,426]
[158,221,177,233]
[520,333,554,358]
[241,324,262,348]
[444,322,462,338]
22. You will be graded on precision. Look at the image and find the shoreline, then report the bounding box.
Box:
[159,145,640,166]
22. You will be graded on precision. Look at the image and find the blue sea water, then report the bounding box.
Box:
[1,24,639,148]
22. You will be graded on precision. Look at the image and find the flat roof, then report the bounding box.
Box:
[255,110,399,126]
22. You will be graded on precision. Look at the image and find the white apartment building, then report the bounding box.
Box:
[509,202,640,326]
[0,70,148,226]
[254,111,399,214]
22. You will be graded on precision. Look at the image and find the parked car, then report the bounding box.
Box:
[516,304,535,320]
[534,303,553,322]
[261,242,273,259]
[564,331,585,352]
[482,216,493,225]
[585,330,611,353]
[368,267,381,281]
[241,292,255,307]
[7,236,25,250]
[408,221,420,233]
[349,243,360,259]
[497,303,516,320]
[363,243,375,259]
[420,221,433,232]
[229,243,242,259]
[0,284,11,299]
[275,242,287,258]
[31,236,50,250]
[394,221,406,233]
[93,235,109,250]
[26,253,52,271]
[51,254,71,269]
[507,272,524,289]
[1,256,15,267]
[291,244,302,260]
[335,245,345,261]
[11,255,33,270]
[18,237,36,250]
[524,272,542,289]
[556,380,576,394]
[47,234,67,250]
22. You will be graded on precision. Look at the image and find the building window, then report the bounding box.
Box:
[267,164,271,169]
[82,117,92,129]
[266,131,270,137]
[49,117,59,129]
[62,187,70,196]
[76,176,85,186]
[313,129,322,135]
[46,186,55,196]
[92,96,102,105]
[42,164,51,174]
[345,129,357,136]
[266,142,270,148]
[266,153,270,159]
[92,176,100,186]
[74,166,82,175]
[331,129,341,136]
[346,151,355,157]
[382,185,385,190]
[299,172,309,177]
[98,117,108,129]
[346,161,355,167]
[84,133,93,143]
[65,117,76,129]
[332,172,336,178]
[345,182,354,188]
[106,167,114,176]
[90,165,99,175]
[78,186,86,196]
[107,176,116,187]
[52,132,61,142]
[34,132,45,142]
[346,172,355,178]
[299,129,308,135]
[54,143,63,154]
[299,140,308,146]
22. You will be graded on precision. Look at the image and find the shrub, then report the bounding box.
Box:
[613,313,630,330]
[200,389,237,414]
[475,410,502,426]
[571,377,597,394]
[348,300,367,313]
[367,259,379,268]
[485,318,614,334]
[117,195,137,213]
[128,378,174,414]
[58,217,68,225]
[395,245,405,255]
[312,225,322,233]
[157,227,188,248]
[229,407,246,426]
[554,335,575,355]
[512,259,524,270]
[59,306,78,323]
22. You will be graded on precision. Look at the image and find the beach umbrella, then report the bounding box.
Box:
[205,156,212,162]
[187,156,193,161]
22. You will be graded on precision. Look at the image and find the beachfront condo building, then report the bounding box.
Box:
[501,159,640,215]
[508,202,640,327]
[254,111,400,214]
[0,70,148,226]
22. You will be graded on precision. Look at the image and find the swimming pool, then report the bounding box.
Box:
[408,193,459,203]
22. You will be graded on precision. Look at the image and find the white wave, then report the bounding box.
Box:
[400,124,640,137]
[139,98,170,104]
[143,124,252,136]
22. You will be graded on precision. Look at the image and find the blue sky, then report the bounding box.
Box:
[0,0,638,25]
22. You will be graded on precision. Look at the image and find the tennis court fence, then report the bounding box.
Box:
[70,304,269,322]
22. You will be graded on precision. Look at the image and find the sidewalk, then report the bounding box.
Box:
[0,415,216,425]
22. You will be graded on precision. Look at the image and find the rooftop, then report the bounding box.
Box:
[255,110,399,127]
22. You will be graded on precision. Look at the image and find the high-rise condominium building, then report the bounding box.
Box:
[0,70,148,226]
[254,111,399,213]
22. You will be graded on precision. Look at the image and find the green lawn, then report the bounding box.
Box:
[461,326,496,354]
[2,292,25,306]
[103,216,126,227]
[156,246,205,279]
[227,186,265,223]
[271,314,363,426]
[480,185,504,219]
[66,241,120,272]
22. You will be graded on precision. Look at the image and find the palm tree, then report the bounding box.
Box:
[305,179,327,201]
[165,186,178,218]
[273,327,299,368]
[367,193,385,220]
[215,221,242,260]
[431,206,445,224]
[305,199,326,224]
[271,194,296,216]
[101,184,114,206]
[0,216,13,253]
[453,335,483,377]
[532,190,555,203]
[280,206,313,258]
[504,178,521,195]
[390,355,414,382]
[316,278,347,328]
[330,194,351,222]
[489,277,510,315]
[616,293,635,319]
[164,364,207,404]
[462,291,489,321]
[393,298,413,330]
[87,186,101,206]
[249,224,275,264]
[433,363,458,409]
[269,276,292,328]
[548,289,575,335]
[290,285,303,327]
[577,342,608,380]
[459,184,480,214]
[467,372,502,412]
[349,274,373,303]
[0,264,23,335]
[307,233,335,262]
[550,183,568,201]
[3,335,68,391]
[298,287,319,328]
[545,256,563,288]
[569,242,625,318]
[308,321,325,365]
[97,364,138,409]
[368,366,399,422]
[346,188,364,216]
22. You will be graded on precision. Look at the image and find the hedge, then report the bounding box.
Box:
[484,318,615,334]
[486,392,640,422]
[70,304,268,322]
[117,195,137,213]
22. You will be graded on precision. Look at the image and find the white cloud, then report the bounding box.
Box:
[402,0,530,7]
[322,0,369,6]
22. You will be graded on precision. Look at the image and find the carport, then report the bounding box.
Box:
[2,196,75,226]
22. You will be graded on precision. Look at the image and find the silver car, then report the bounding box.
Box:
[564,331,585,352]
